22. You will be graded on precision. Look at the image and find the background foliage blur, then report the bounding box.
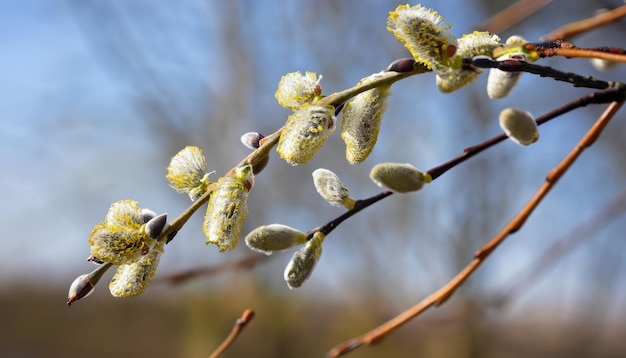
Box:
[2,0,626,357]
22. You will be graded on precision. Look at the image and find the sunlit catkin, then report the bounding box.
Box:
[436,32,502,93]
[341,73,391,164]
[275,71,322,110]
[276,104,336,165]
[387,4,457,74]
[88,200,156,265]
[166,146,212,201]
[203,165,255,252]
[109,240,165,298]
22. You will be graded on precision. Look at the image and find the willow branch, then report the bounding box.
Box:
[327,100,624,357]
[525,42,626,64]
[154,253,270,285]
[542,4,626,41]
[475,0,553,33]
[468,56,613,89]
[208,309,255,358]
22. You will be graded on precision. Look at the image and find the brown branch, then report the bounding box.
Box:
[468,56,613,89]
[533,45,626,64]
[154,253,270,285]
[542,4,626,41]
[475,0,553,33]
[327,100,624,357]
[208,309,255,358]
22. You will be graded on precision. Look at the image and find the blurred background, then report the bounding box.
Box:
[2,0,626,357]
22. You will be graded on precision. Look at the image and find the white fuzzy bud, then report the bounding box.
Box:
[370,163,430,193]
[499,108,539,146]
[487,36,530,99]
[245,224,307,255]
[312,168,355,209]
[284,232,325,289]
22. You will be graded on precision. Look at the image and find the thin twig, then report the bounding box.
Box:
[154,253,270,285]
[327,100,624,357]
[542,4,626,41]
[468,56,613,89]
[475,0,553,33]
[208,309,255,358]
[532,45,626,64]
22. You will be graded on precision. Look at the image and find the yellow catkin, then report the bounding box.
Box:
[109,240,165,298]
[341,74,391,164]
[276,104,336,165]
[203,165,254,252]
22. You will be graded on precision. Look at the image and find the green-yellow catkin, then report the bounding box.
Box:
[369,162,430,193]
[436,31,502,93]
[245,224,308,255]
[203,165,254,252]
[277,104,336,165]
[487,36,530,99]
[275,71,322,110]
[341,73,391,164]
[284,232,325,289]
[387,4,457,74]
[499,108,539,146]
[109,240,165,298]
[311,168,355,209]
[88,200,155,265]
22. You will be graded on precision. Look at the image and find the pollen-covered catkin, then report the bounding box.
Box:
[341,73,391,164]
[387,4,457,74]
[203,165,255,252]
[109,240,165,298]
[436,32,502,93]
[276,104,336,165]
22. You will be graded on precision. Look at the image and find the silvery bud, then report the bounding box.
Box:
[312,168,355,209]
[499,108,539,146]
[240,132,264,150]
[284,232,325,289]
[240,132,270,174]
[144,213,168,239]
[245,224,307,255]
[370,162,430,193]
[67,263,112,305]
